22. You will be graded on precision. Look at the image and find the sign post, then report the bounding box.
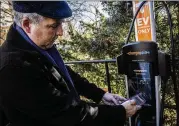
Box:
[133,1,156,42]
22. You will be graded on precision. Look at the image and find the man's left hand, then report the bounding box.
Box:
[102,92,127,105]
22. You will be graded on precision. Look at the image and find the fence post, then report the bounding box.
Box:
[105,62,111,93]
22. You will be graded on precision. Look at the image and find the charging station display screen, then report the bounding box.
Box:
[127,62,154,105]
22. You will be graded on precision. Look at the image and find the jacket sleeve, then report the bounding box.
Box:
[66,65,106,103]
[0,63,126,125]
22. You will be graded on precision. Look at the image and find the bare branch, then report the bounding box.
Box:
[1,8,13,16]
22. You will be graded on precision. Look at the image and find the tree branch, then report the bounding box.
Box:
[1,7,13,16]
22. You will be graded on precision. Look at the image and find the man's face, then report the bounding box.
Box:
[29,17,63,50]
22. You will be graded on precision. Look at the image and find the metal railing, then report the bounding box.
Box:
[65,59,116,93]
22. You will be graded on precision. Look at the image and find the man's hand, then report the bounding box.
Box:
[121,100,141,118]
[102,92,127,105]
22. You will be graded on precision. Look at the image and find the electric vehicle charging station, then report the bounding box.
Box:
[117,41,170,126]
[116,1,173,126]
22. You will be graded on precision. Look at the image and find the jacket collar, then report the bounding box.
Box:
[6,23,36,52]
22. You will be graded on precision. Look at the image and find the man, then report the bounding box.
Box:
[0,1,138,126]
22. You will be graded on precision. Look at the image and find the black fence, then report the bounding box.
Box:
[66,59,116,93]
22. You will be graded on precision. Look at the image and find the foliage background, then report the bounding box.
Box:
[0,1,179,125]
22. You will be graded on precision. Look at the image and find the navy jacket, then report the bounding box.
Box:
[0,25,126,126]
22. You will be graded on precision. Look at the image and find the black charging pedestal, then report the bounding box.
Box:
[117,41,170,126]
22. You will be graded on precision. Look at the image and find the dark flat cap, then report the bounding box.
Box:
[12,1,72,19]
